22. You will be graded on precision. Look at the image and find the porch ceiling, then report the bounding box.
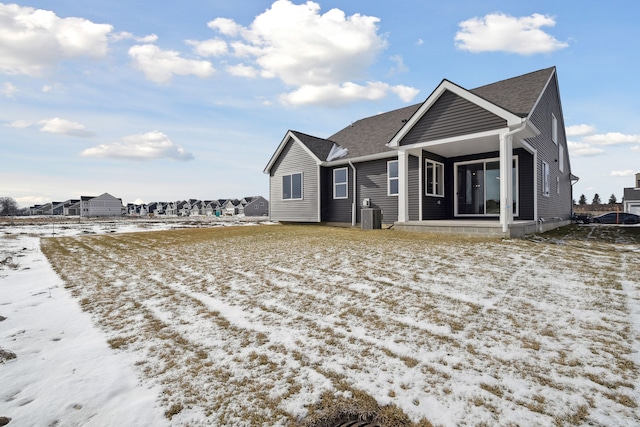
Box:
[403,134,528,159]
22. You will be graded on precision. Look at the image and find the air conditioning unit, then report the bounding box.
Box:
[362,198,370,208]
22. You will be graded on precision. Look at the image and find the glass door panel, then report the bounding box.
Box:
[485,161,500,214]
[457,163,484,215]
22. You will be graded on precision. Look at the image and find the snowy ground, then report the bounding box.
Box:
[1,219,639,426]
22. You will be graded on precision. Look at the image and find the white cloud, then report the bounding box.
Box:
[39,118,95,137]
[226,64,259,78]
[5,119,32,128]
[1,82,18,97]
[455,13,568,55]
[583,132,640,146]
[280,81,418,106]
[204,0,417,105]
[208,17,244,36]
[128,44,215,83]
[110,32,158,43]
[610,170,635,177]
[186,38,228,57]
[415,38,424,46]
[567,140,605,157]
[632,146,640,152]
[0,3,113,76]
[388,55,408,75]
[80,131,194,161]
[565,124,596,137]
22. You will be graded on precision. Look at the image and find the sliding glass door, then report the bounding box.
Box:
[455,158,518,216]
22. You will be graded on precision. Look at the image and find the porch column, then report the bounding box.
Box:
[499,133,514,232]
[398,150,409,223]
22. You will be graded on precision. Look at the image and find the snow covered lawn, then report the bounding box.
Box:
[2,220,640,426]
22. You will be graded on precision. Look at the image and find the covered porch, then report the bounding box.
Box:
[395,121,540,234]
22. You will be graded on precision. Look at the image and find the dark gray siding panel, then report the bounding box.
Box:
[400,90,507,146]
[516,149,534,220]
[526,76,573,220]
[408,155,419,221]
[355,159,399,224]
[269,138,320,222]
[422,151,448,219]
[321,166,353,223]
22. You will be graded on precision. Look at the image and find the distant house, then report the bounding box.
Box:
[223,199,241,216]
[623,172,640,215]
[80,193,123,217]
[244,196,269,217]
[264,67,577,237]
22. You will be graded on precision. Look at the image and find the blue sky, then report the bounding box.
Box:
[1,0,639,208]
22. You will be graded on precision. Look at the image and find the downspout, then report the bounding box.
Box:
[501,120,528,233]
[349,161,357,226]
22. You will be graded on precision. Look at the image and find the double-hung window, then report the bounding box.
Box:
[333,168,348,199]
[388,160,399,196]
[542,161,550,197]
[282,172,303,200]
[425,159,444,196]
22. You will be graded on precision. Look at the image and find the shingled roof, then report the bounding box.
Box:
[470,66,555,117]
[283,67,555,164]
[327,103,422,159]
[290,130,336,161]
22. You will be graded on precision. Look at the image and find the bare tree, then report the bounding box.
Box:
[0,197,19,216]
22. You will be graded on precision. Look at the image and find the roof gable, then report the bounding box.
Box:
[263,130,334,173]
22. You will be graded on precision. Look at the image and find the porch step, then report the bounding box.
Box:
[394,220,540,238]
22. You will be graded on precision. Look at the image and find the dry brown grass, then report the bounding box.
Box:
[39,224,640,426]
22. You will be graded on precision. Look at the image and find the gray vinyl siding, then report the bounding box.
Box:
[400,90,507,146]
[321,166,353,223]
[269,138,320,222]
[408,155,419,221]
[354,158,399,224]
[526,76,573,220]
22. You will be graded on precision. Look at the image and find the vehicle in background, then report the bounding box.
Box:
[592,212,640,224]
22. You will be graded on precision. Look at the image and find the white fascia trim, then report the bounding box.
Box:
[388,80,523,148]
[264,131,322,174]
[321,151,398,167]
[527,69,556,121]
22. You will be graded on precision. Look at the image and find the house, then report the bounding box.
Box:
[80,193,123,217]
[244,196,269,217]
[62,199,80,216]
[223,199,241,216]
[623,172,640,215]
[264,67,577,237]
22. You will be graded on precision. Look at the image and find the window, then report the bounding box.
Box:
[425,159,444,196]
[557,176,560,194]
[333,168,348,199]
[542,161,550,197]
[552,113,558,144]
[388,160,399,196]
[282,173,302,200]
[558,145,564,173]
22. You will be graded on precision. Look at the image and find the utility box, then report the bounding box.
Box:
[361,208,382,230]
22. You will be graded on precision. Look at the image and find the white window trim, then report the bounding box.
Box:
[552,113,558,144]
[333,167,348,199]
[388,160,399,196]
[542,161,550,197]
[425,159,445,197]
[558,145,564,173]
[282,172,303,201]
